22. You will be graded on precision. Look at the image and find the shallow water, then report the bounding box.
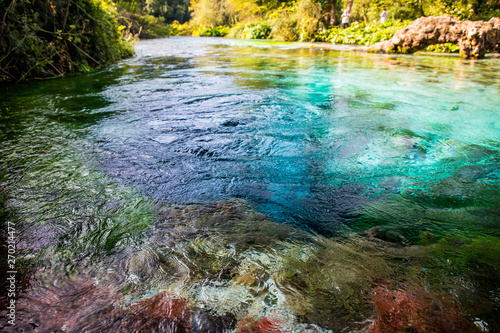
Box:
[1,37,499,331]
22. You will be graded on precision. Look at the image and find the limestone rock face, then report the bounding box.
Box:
[368,15,500,58]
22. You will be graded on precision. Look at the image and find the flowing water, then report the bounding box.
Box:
[1,37,499,332]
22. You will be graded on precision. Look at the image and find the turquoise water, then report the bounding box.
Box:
[1,37,499,331]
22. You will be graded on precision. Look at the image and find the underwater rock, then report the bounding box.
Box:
[12,199,494,332]
[191,309,237,332]
[11,279,192,333]
[221,118,240,127]
[369,15,500,59]
[370,282,481,333]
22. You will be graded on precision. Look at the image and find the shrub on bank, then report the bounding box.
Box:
[172,21,195,36]
[195,26,231,37]
[0,0,134,83]
[425,43,461,53]
[126,12,174,39]
[229,21,272,39]
[315,20,412,45]
[267,0,322,42]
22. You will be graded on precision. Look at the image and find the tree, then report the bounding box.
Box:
[346,0,354,13]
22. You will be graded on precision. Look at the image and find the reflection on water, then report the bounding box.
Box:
[1,37,499,332]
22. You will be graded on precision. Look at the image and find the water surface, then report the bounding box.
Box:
[1,37,499,332]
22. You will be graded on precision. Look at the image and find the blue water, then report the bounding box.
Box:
[92,38,500,238]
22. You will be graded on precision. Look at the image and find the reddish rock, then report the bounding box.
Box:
[369,15,500,59]
[11,278,192,332]
[370,282,480,333]
[237,316,284,333]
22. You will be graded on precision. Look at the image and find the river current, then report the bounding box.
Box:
[1,37,499,332]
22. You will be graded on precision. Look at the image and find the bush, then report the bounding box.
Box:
[172,20,194,36]
[0,0,134,83]
[268,6,299,41]
[229,21,271,39]
[268,0,322,42]
[129,13,173,38]
[426,43,461,53]
[195,26,231,37]
[315,20,412,45]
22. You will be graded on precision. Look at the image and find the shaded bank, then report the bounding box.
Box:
[0,0,133,83]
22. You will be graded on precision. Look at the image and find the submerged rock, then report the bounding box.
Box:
[369,15,500,59]
[10,279,192,333]
[221,118,240,127]
[9,198,493,332]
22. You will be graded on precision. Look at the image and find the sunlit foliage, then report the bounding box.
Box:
[186,0,500,42]
[0,0,134,83]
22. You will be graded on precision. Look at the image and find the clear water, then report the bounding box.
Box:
[1,37,499,332]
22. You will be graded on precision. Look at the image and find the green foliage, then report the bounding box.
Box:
[190,0,237,28]
[129,12,174,38]
[267,6,299,41]
[157,0,191,23]
[0,0,134,83]
[270,0,323,41]
[172,20,195,35]
[187,0,322,41]
[237,0,322,42]
[185,0,500,45]
[229,21,272,39]
[116,0,142,13]
[339,0,500,22]
[196,25,231,37]
[426,43,461,53]
[315,20,412,45]
[117,0,191,23]
[426,0,500,20]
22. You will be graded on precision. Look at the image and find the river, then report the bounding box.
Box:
[1,37,499,332]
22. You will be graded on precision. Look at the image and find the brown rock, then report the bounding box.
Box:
[369,15,500,59]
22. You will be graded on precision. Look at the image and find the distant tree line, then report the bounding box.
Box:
[2,0,499,82]
[189,0,500,30]
[183,0,499,41]
[116,0,191,23]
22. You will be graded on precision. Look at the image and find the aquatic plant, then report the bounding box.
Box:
[237,316,284,332]
[370,282,480,333]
